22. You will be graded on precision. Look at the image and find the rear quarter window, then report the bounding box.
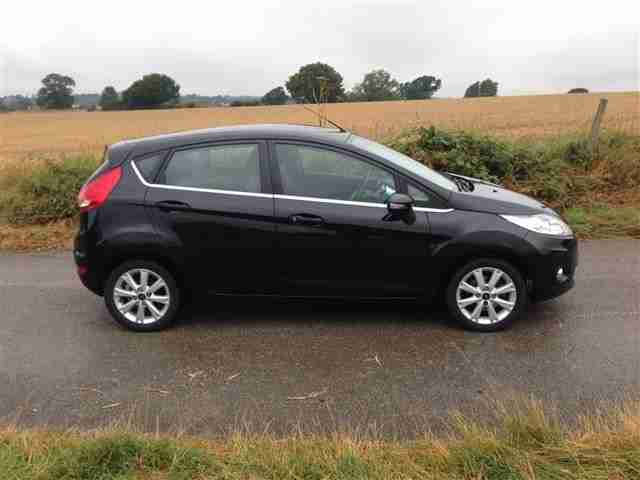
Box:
[134,154,165,183]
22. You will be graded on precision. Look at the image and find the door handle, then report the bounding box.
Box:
[289,214,324,226]
[155,200,192,211]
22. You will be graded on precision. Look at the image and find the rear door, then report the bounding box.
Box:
[270,141,430,297]
[143,140,277,293]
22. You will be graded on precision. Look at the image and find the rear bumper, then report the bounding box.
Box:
[525,233,578,302]
[74,236,104,296]
[74,212,105,296]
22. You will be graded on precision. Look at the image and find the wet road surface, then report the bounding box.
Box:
[0,240,638,437]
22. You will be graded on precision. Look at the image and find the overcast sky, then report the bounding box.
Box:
[1,0,638,97]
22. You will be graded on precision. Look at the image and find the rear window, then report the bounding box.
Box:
[134,154,165,183]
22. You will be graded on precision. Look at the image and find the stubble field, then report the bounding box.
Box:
[1,91,638,163]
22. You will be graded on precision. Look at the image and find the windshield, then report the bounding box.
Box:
[348,135,457,191]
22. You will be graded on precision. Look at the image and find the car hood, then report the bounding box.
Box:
[448,180,553,215]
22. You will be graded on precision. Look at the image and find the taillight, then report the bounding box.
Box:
[77,166,122,213]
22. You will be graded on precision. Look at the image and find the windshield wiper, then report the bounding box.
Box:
[445,172,501,189]
[446,174,474,192]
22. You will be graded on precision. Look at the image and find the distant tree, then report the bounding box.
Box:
[286,62,345,103]
[121,73,180,109]
[465,78,498,98]
[568,87,589,94]
[399,75,442,100]
[262,86,289,105]
[1,95,33,111]
[99,86,120,110]
[351,69,400,102]
[464,81,480,98]
[480,78,498,97]
[230,100,262,107]
[36,73,75,109]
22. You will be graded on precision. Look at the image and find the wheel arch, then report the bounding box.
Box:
[100,250,186,295]
[433,233,535,296]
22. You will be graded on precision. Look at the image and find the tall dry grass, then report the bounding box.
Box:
[2,395,639,479]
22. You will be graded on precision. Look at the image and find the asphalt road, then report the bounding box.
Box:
[1,240,638,437]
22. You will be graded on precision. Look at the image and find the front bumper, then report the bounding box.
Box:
[525,233,578,302]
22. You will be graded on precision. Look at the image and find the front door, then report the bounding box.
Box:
[270,142,429,297]
[146,141,277,294]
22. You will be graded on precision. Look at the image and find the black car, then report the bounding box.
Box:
[75,124,577,332]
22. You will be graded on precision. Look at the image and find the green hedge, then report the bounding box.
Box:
[0,156,99,224]
[387,126,639,207]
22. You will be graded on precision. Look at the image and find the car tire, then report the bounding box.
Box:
[446,258,527,332]
[104,260,180,332]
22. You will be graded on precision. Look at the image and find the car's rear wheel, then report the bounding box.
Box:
[446,258,527,332]
[104,260,180,332]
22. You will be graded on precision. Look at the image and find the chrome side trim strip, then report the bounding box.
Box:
[130,161,273,199]
[273,194,385,209]
[414,207,455,213]
[274,194,454,212]
[131,161,454,212]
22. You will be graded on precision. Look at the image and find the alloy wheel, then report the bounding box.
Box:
[455,267,517,325]
[113,268,171,325]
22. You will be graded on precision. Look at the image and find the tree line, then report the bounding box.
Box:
[0,62,592,112]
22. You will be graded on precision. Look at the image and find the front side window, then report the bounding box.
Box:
[348,135,457,191]
[407,184,432,207]
[160,144,260,193]
[275,143,396,204]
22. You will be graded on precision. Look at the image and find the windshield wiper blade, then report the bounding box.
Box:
[445,173,473,192]
[445,172,501,189]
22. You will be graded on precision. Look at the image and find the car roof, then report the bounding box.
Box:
[106,123,454,201]
[109,124,352,159]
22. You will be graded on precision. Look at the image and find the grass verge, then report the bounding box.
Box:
[0,220,76,252]
[2,396,639,479]
[565,206,640,238]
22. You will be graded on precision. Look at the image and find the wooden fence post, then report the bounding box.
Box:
[590,98,608,155]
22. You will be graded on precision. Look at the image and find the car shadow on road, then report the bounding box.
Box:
[173,294,455,331]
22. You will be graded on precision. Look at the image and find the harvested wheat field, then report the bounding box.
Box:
[1,91,638,162]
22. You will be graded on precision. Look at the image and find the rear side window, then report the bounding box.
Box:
[160,144,261,193]
[134,154,164,183]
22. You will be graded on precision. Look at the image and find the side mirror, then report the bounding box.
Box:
[387,193,414,213]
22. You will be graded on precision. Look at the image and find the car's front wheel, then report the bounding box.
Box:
[446,258,527,332]
[104,260,180,332]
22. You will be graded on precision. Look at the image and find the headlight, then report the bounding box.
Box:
[501,213,573,236]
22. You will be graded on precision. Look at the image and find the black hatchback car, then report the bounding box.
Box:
[75,124,577,332]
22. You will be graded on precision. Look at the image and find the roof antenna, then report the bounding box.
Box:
[300,104,350,133]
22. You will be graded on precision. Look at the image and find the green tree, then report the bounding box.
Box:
[121,73,180,109]
[465,78,498,97]
[36,73,75,109]
[400,75,442,100]
[262,86,289,105]
[351,69,400,102]
[464,81,480,98]
[286,62,345,103]
[99,86,120,110]
[568,87,589,94]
